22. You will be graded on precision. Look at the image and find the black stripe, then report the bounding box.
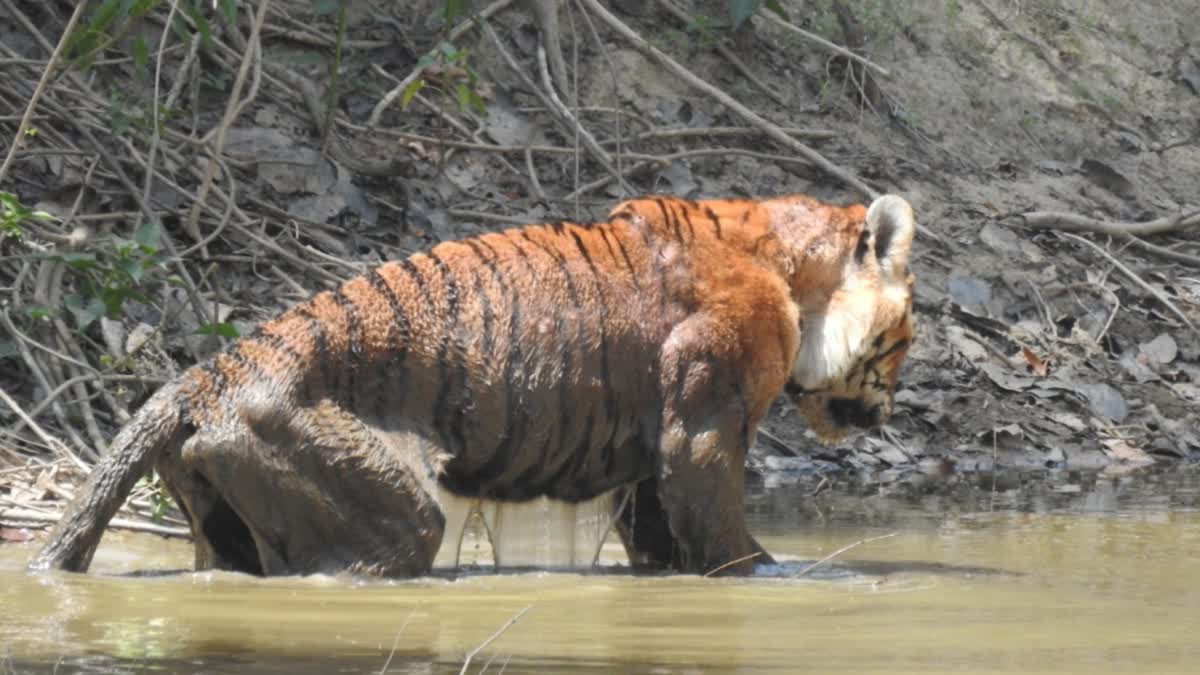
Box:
[255,329,303,363]
[654,198,682,242]
[520,230,564,263]
[462,245,495,356]
[198,359,227,401]
[427,251,466,458]
[704,206,722,239]
[568,228,595,269]
[400,258,425,295]
[368,265,414,423]
[459,239,521,483]
[427,251,459,321]
[225,340,268,383]
[517,231,578,475]
[293,304,329,395]
[331,288,362,410]
[676,203,696,241]
[551,408,596,500]
[609,228,641,289]
[368,266,413,353]
[568,226,619,432]
[597,227,621,269]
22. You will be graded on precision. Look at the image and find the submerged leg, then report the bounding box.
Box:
[171,400,444,577]
[614,478,682,571]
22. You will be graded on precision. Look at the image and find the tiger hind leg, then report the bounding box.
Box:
[169,400,445,577]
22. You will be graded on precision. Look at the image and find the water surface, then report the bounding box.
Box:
[3,466,1199,673]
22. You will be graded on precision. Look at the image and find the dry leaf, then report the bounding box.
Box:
[0,527,35,543]
[1100,438,1155,466]
[1022,346,1050,376]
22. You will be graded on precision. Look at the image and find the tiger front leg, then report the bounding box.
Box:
[653,345,783,575]
[655,408,762,576]
[651,291,795,575]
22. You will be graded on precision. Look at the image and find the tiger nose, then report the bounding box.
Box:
[827,398,881,428]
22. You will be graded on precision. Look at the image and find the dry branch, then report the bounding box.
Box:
[756,5,890,77]
[655,0,786,105]
[367,0,517,127]
[1020,210,1200,238]
[1057,232,1199,338]
[577,0,877,200]
[793,532,898,577]
[459,605,533,675]
[0,506,191,539]
[1021,210,1200,268]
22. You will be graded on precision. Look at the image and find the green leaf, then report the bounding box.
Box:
[65,294,106,328]
[310,0,339,15]
[178,0,212,45]
[454,82,472,113]
[728,0,765,28]
[220,0,238,24]
[25,306,50,320]
[441,0,467,23]
[131,34,149,70]
[194,322,241,339]
[401,79,425,109]
[763,0,788,20]
[118,256,144,283]
[134,219,161,251]
[415,52,437,70]
[59,251,99,270]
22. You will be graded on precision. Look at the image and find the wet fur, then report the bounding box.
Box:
[29,193,917,577]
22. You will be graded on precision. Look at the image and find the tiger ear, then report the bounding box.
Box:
[865,195,915,281]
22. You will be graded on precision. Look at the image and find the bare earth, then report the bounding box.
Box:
[0,0,1197,500]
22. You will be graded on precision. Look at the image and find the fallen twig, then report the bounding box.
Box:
[459,605,533,675]
[0,0,87,185]
[704,551,763,577]
[1057,232,1199,338]
[577,0,877,200]
[0,506,191,539]
[756,5,890,77]
[655,0,786,105]
[185,0,270,244]
[793,532,898,577]
[1020,211,1200,268]
[1020,209,1200,238]
[367,0,517,127]
[0,384,83,470]
[378,607,419,675]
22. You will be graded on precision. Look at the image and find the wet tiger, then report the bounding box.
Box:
[29,193,918,577]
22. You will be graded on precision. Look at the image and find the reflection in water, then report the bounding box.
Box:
[3,465,1200,674]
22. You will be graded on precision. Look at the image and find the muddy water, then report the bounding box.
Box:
[3,467,1200,674]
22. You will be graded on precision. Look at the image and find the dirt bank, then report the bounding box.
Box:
[0,0,1197,493]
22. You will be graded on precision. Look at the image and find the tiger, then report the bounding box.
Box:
[28,192,917,578]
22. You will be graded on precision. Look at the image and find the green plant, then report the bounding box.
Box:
[727,0,787,29]
[139,472,175,522]
[69,0,228,68]
[48,220,167,330]
[946,0,961,22]
[398,1,489,115]
[402,42,488,116]
[0,192,53,238]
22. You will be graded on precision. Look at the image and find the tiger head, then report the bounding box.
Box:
[770,194,917,443]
